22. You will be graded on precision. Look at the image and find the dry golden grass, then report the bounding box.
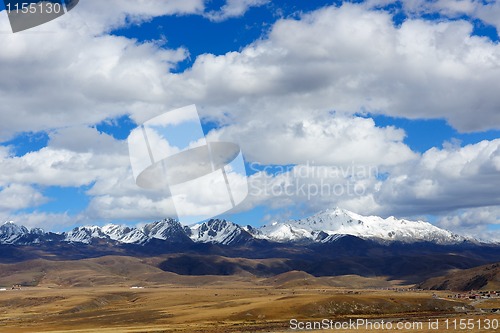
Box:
[0,256,498,332]
[0,284,498,332]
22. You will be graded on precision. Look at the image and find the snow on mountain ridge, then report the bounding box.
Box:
[64,226,108,244]
[256,207,468,244]
[253,223,310,242]
[190,219,249,245]
[0,208,475,246]
[142,218,188,241]
[0,222,30,244]
[101,224,148,244]
[64,219,189,244]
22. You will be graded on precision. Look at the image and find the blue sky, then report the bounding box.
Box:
[0,0,499,240]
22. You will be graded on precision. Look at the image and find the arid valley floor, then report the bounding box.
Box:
[0,257,499,332]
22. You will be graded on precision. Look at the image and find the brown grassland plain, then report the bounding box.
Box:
[1,283,499,332]
[0,257,498,332]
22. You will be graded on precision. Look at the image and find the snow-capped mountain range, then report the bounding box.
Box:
[62,219,192,245]
[0,208,474,246]
[252,208,469,244]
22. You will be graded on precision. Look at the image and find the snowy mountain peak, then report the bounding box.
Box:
[102,224,148,244]
[1,221,28,232]
[142,218,191,243]
[190,219,251,245]
[0,209,476,246]
[0,221,29,244]
[65,226,108,244]
[62,219,190,245]
[257,209,468,244]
